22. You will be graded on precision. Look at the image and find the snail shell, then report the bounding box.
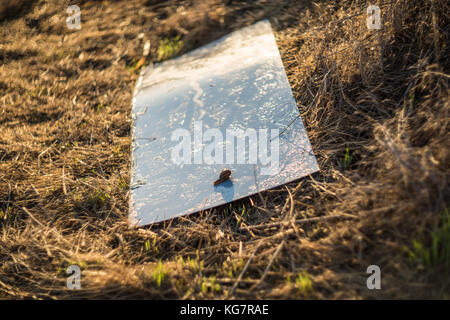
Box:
[213,168,232,186]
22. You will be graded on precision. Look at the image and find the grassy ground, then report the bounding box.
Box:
[0,0,448,299]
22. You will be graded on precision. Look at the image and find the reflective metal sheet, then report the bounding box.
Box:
[130,20,319,226]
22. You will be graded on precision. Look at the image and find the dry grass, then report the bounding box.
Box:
[0,0,448,299]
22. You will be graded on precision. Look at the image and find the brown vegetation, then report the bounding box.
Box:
[0,0,448,299]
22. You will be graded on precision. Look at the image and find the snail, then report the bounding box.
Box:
[213,168,232,186]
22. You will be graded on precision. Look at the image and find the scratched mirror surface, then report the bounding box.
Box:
[130,20,319,226]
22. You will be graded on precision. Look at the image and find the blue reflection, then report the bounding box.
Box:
[214,179,234,202]
[130,20,319,225]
